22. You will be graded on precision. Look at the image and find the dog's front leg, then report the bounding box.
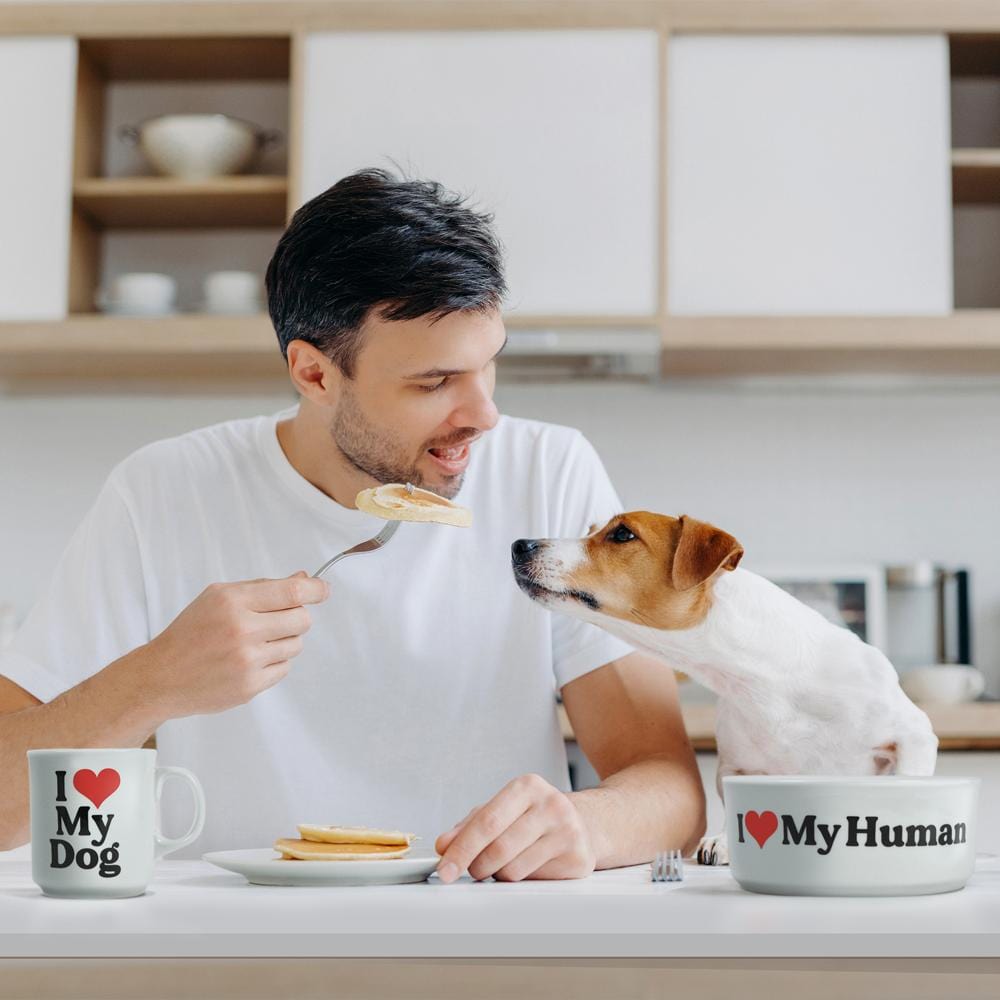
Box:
[695,829,729,866]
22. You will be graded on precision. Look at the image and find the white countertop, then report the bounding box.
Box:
[2,857,999,960]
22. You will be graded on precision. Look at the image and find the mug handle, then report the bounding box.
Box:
[153,766,206,859]
[966,672,986,700]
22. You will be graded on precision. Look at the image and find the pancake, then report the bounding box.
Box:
[298,824,415,847]
[274,838,412,861]
[355,483,472,528]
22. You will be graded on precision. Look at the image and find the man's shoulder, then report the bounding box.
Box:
[107,410,279,497]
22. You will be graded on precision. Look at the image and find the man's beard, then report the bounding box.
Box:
[330,384,473,500]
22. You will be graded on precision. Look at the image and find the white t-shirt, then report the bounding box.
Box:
[1,408,633,856]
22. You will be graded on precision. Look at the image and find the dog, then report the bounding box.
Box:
[511,512,938,865]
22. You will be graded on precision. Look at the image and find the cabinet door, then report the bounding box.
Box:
[0,37,76,320]
[667,35,952,315]
[301,31,659,317]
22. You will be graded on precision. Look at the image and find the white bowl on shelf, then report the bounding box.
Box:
[96,272,177,316]
[724,774,979,897]
[119,114,281,179]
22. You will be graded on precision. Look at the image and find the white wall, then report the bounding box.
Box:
[1,379,998,691]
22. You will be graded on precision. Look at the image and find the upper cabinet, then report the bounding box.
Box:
[0,37,76,321]
[300,31,660,318]
[667,35,953,315]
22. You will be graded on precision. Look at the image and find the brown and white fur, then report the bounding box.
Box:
[511,512,937,865]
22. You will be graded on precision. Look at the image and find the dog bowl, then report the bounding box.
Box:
[723,775,979,896]
[119,114,281,179]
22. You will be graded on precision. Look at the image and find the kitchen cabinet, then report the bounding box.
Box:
[0,37,76,321]
[666,34,953,315]
[300,30,660,319]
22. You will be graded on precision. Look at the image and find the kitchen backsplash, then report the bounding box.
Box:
[2,380,998,692]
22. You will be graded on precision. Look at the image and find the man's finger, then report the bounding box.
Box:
[493,832,564,883]
[255,606,314,641]
[434,807,479,855]
[466,807,548,882]
[436,786,532,884]
[241,575,330,612]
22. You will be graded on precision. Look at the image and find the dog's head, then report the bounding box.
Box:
[511,512,744,630]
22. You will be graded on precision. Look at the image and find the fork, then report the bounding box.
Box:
[312,520,400,579]
[651,849,684,882]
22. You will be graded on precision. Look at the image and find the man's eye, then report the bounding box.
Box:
[416,378,449,393]
[609,525,636,543]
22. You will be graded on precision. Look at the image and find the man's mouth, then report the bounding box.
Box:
[426,438,477,475]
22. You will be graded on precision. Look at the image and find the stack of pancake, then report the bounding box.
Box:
[274,825,416,861]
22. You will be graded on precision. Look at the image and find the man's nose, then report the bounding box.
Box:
[452,381,499,432]
[511,539,540,565]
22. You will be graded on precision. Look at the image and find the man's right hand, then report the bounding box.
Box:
[141,572,330,717]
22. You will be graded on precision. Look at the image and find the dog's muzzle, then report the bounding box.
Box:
[511,538,540,566]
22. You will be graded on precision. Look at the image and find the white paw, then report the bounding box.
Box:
[696,833,729,866]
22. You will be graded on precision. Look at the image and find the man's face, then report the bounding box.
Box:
[329,308,505,499]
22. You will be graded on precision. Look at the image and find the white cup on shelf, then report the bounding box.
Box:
[202,270,262,314]
[900,665,985,705]
[97,272,177,316]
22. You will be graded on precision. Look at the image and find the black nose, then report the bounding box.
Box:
[511,539,540,565]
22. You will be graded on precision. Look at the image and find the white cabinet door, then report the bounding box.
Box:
[0,37,76,320]
[667,35,952,315]
[301,31,659,317]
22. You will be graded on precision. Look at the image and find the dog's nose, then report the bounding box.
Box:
[511,538,540,565]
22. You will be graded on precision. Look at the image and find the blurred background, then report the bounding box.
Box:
[1,2,999,817]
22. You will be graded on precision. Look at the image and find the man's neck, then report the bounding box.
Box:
[275,403,367,509]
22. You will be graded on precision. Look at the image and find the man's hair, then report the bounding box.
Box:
[265,167,507,376]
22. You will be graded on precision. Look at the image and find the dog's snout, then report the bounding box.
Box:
[511,538,540,565]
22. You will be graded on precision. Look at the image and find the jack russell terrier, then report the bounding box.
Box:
[511,512,938,865]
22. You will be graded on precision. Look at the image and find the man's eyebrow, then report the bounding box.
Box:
[402,334,509,380]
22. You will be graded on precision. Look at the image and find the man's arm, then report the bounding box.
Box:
[0,573,329,850]
[562,651,707,866]
[433,651,706,881]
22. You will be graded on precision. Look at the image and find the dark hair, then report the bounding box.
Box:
[265,167,507,376]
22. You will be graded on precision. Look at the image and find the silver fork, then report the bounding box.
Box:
[651,849,684,882]
[312,483,411,578]
[312,520,400,579]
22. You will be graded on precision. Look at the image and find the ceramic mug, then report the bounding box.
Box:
[28,748,205,899]
[724,775,979,897]
[900,665,986,705]
[203,270,262,313]
[98,272,177,315]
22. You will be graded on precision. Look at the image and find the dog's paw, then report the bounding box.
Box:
[696,833,729,866]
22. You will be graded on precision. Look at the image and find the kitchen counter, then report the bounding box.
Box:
[4,858,999,999]
[2,857,999,960]
[560,702,1000,751]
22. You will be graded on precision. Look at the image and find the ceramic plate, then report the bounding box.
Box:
[202,848,441,886]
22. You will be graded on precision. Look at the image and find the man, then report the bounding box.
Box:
[0,169,705,882]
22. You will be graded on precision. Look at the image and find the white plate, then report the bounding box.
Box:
[202,848,441,887]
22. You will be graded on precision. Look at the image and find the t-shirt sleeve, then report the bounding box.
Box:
[549,431,636,689]
[0,473,150,703]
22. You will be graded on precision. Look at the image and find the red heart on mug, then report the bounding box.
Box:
[73,768,120,809]
[745,810,778,848]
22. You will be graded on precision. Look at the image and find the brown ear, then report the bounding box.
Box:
[670,515,744,592]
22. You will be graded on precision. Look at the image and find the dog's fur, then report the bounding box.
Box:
[511,512,938,865]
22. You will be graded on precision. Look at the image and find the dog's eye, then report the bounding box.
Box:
[609,524,636,544]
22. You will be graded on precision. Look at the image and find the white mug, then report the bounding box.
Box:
[99,272,177,315]
[203,270,261,313]
[900,665,986,705]
[28,748,205,899]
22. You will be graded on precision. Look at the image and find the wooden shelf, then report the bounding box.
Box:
[953,149,1000,203]
[4,313,1000,382]
[662,314,1000,377]
[73,176,289,229]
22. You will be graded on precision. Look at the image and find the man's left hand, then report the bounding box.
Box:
[433,773,596,884]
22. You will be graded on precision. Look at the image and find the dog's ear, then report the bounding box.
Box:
[670,515,744,592]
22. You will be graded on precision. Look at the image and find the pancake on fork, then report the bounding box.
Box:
[355,484,472,527]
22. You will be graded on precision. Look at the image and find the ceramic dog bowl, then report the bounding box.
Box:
[723,775,979,896]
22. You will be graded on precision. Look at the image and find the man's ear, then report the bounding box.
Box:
[670,515,744,592]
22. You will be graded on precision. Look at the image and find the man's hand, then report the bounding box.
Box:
[140,572,330,718]
[433,773,596,884]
